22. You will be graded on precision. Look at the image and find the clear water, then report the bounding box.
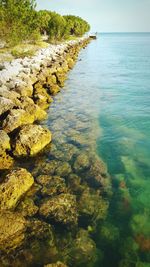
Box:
[7,33,150,267]
[45,33,150,266]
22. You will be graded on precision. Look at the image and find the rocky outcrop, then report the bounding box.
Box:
[0,168,34,210]
[13,124,52,157]
[39,193,78,226]
[0,211,26,253]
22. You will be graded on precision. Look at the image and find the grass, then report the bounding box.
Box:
[0,39,49,62]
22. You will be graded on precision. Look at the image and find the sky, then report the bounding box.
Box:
[36,0,150,33]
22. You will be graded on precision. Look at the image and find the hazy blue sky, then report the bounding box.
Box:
[36,0,150,32]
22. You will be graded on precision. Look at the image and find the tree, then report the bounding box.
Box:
[37,10,51,35]
[48,12,68,42]
[0,0,39,45]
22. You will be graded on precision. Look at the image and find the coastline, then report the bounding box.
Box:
[0,36,111,267]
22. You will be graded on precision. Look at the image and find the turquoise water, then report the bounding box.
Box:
[46,33,150,266]
[95,33,150,266]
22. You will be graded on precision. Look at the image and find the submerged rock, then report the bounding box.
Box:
[0,168,34,210]
[69,229,97,266]
[36,175,67,197]
[78,188,108,225]
[55,162,72,177]
[74,152,90,172]
[39,193,78,226]
[16,197,38,217]
[13,124,52,157]
[0,211,26,253]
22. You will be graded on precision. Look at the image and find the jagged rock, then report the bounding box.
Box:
[0,168,34,210]
[0,151,14,170]
[18,96,47,121]
[2,109,35,133]
[33,82,53,109]
[0,211,26,253]
[44,262,68,267]
[39,193,78,226]
[0,130,11,150]
[0,96,15,116]
[12,80,33,97]
[0,86,20,104]
[13,124,52,157]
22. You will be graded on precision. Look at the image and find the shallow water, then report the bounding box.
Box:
[10,33,150,267]
[46,33,150,266]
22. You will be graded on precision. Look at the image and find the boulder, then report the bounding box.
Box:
[0,96,15,116]
[18,96,47,121]
[16,197,38,217]
[33,82,53,109]
[74,153,90,172]
[13,124,52,157]
[0,130,11,150]
[0,86,20,104]
[0,211,26,253]
[36,175,67,197]
[2,109,35,133]
[39,193,78,226]
[0,168,34,210]
[55,162,72,177]
[78,189,108,225]
[0,151,14,170]
[69,229,97,266]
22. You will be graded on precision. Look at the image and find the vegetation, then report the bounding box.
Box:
[0,0,90,47]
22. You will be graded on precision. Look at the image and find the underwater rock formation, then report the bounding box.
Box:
[39,193,78,226]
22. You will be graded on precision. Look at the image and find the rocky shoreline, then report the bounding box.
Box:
[0,37,111,267]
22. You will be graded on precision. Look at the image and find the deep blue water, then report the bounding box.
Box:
[46,33,150,266]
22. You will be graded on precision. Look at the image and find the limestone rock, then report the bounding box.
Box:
[36,175,67,197]
[74,153,90,172]
[2,109,35,133]
[18,96,47,121]
[13,124,52,157]
[0,168,34,210]
[0,130,10,150]
[0,211,26,253]
[16,197,38,217]
[0,96,15,116]
[0,151,14,170]
[33,82,53,109]
[39,193,78,226]
[55,162,72,177]
[69,229,97,266]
